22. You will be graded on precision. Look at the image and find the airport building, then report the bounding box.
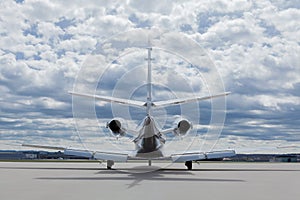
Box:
[1,150,299,162]
[0,150,88,160]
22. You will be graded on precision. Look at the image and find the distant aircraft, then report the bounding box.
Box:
[23,46,235,170]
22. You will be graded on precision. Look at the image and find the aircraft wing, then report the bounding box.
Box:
[153,92,231,108]
[69,91,146,108]
[169,150,236,162]
[22,144,65,151]
[22,144,235,162]
[22,144,129,162]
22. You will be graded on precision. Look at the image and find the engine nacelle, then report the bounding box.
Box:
[106,118,126,137]
[174,119,192,136]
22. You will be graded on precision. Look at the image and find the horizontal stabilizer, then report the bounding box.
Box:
[153,92,231,108]
[69,91,146,108]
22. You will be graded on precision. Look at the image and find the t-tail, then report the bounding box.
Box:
[68,46,231,110]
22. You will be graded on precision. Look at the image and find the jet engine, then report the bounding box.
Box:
[106,118,126,137]
[173,119,192,136]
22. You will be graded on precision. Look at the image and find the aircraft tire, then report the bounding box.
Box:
[185,161,192,170]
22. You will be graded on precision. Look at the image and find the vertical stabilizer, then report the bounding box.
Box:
[146,40,154,115]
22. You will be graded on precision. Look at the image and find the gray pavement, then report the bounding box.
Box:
[0,161,299,200]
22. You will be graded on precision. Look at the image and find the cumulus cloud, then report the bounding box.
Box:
[0,0,299,152]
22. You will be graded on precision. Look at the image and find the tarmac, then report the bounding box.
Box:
[0,161,299,200]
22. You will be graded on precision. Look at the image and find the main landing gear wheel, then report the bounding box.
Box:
[107,160,114,170]
[185,161,193,170]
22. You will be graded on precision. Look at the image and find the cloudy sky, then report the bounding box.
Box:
[0,0,299,153]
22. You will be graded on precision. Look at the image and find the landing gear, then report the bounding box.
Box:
[148,160,152,166]
[185,161,193,170]
[107,160,114,170]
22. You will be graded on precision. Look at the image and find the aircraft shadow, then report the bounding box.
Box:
[1,165,299,172]
[3,165,299,188]
[36,166,245,188]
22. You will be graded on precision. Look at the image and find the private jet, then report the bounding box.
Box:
[23,46,235,170]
